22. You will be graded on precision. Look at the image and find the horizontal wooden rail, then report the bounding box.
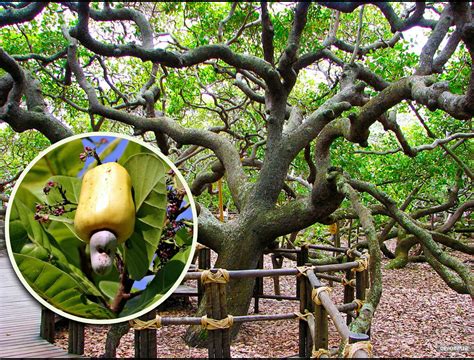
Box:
[307,244,349,252]
[315,272,344,283]
[133,313,299,327]
[134,302,358,328]
[337,302,358,313]
[257,294,299,301]
[264,248,302,254]
[184,262,361,281]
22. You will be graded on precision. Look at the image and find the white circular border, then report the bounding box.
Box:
[5,132,198,325]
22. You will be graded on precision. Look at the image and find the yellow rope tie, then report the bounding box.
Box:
[353,299,365,314]
[311,286,333,306]
[195,243,207,250]
[312,348,331,358]
[129,316,162,330]
[294,311,312,321]
[343,341,373,358]
[296,265,312,276]
[201,268,230,285]
[200,315,234,330]
[346,248,355,258]
[341,276,356,288]
[351,254,370,273]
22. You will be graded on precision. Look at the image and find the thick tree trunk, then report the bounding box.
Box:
[104,322,131,357]
[184,231,267,347]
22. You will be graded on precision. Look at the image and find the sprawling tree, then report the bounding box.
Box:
[1,1,473,350]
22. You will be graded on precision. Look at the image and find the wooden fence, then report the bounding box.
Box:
[39,245,373,358]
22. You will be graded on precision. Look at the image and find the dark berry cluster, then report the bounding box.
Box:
[34,181,75,223]
[154,182,189,268]
[42,181,56,195]
[157,240,180,263]
[163,186,186,237]
[33,211,49,223]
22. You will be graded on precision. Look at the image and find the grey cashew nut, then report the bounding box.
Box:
[90,230,118,276]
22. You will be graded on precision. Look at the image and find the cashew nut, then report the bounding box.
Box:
[89,230,118,276]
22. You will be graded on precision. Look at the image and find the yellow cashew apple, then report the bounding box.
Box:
[74,162,135,243]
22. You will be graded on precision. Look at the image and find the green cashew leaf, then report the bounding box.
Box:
[19,139,85,197]
[123,153,167,280]
[14,253,115,319]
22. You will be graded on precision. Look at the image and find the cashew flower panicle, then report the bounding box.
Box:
[74,162,135,275]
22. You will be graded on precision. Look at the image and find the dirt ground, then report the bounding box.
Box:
[53,239,473,358]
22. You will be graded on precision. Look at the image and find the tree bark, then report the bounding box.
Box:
[104,322,130,358]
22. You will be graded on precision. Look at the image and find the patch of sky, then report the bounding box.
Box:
[77,136,128,177]
[176,199,192,221]
[133,274,155,291]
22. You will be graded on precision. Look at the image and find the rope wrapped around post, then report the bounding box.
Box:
[200,315,234,330]
[201,268,230,284]
[296,265,312,276]
[311,286,333,306]
[346,248,355,258]
[343,341,373,358]
[295,311,329,359]
[351,254,370,273]
[341,276,356,288]
[353,299,365,314]
[294,311,313,321]
[312,348,331,358]
[129,316,162,330]
[195,243,207,251]
[202,268,231,358]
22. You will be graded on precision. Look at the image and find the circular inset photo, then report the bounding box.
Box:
[5,132,197,324]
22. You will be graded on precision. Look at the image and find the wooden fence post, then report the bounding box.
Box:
[204,273,231,358]
[305,277,314,357]
[68,320,84,355]
[298,270,307,358]
[219,280,231,358]
[205,281,216,358]
[253,254,264,313]
[40,306,55,343]
[271,253,283,295]
[347,219,353,248]
[333,220,340,249]
[297,245,309,357]
[198,246,211,305]
[355,257,369,337]
[344,269,355,326]
[134,310,157,358]
[296,245,308,297]
[355,268,367,302]
[314,299,329,354]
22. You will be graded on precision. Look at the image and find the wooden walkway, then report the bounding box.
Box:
[0,255,79,358]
